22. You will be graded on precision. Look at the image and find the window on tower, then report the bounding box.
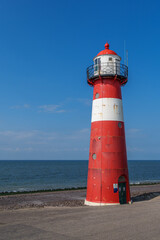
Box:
[94,59,97,71]
[94,58,101,72]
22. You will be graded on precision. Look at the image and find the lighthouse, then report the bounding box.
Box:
[85,42,131,206]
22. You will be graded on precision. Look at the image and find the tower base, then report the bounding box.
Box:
[84,199,132,206]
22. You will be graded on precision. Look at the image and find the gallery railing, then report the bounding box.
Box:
[86,62,128,85]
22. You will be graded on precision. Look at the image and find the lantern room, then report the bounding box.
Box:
[87,42,128,86]
[94,42,121,76]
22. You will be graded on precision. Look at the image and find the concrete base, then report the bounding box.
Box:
[84,199,120,206]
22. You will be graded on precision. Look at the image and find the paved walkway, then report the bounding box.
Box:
[0,196,160,240]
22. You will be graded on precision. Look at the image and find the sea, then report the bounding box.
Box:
[0,160,160,193]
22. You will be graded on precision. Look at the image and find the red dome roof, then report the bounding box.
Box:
[97,42,117,56]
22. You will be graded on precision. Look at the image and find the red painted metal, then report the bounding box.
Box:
[96,42,117,56]
[86,43,131,205]
[92,78,122,100]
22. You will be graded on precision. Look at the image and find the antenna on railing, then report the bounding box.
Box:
[126,50,128,66]
[124,40,128,66]
[124,40,126,65]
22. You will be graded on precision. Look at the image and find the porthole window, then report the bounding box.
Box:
[118,122,122,128]
[92,153,96,160]
[95,93,99,99]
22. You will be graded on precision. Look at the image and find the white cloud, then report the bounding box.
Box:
[0,147,34,152]
[38,104,65,113]
[0,129,90,155]
[11,104,30,109]
[77,98,92,106]
[127,146,145,152]
[62,128,90,140]
[55,109,66,113]
[0,130,37,139]
[23,104,30,108]
[127,128,141,133]
[126,128,144,139]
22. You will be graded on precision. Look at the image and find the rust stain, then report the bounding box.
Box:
[113,104,118,111]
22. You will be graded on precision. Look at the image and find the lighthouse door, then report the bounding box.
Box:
[118,176,127,204]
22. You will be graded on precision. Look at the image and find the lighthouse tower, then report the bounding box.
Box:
[85,42,131,206]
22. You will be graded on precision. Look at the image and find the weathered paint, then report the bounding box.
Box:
[84,200,120,206]
[85,42,131,205]
[91,98,124,122]
[93,78,122,100]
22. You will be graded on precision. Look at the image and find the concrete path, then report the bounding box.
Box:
[0,196,160,240]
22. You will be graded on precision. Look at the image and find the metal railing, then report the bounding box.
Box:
[87,62,128,84]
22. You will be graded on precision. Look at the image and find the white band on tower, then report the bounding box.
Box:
[91,98,124,122]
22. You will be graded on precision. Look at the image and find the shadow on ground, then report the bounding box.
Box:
[132,192,160,202]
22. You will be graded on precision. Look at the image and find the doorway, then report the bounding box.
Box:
[118,176,126,204]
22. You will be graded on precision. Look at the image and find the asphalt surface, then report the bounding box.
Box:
[0,196,160,240]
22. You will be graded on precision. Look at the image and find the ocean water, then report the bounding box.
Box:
[0,160,160,193]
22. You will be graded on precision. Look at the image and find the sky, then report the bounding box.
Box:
[0,0,160,160]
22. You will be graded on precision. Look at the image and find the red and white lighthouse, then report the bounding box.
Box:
[85,42,131,205]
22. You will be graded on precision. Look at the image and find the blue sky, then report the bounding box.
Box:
[0,0,160,160]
